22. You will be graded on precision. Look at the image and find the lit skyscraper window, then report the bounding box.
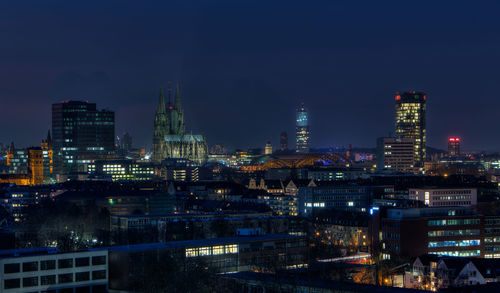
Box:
[395,92,426,167]
[296,102,310,153]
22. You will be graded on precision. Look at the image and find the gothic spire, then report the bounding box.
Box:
[167,81,172,107]
[46,129,52,146]
[174,83,182,110]
[157,87,166,113]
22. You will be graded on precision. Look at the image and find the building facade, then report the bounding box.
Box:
[152,86,208,165]
[0,247,108,293]
[264,141,272,155]
[52,101,115,176]
[448,137,461,157]
[376,137,416,173]
[1,144,46,186]
[41,131,54,183]
[409,188,477,207]
[395,92,426,168]
[379,207,489,259]
[298,184,374,215]
[295,102,310,154]
[87,159,155,181]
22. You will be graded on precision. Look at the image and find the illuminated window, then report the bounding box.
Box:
[185,248,198,258]
[225,244,238,254]
[212,246,224,255]
[198,247,211,256]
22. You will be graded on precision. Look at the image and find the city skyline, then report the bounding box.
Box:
[2,1,499,151]
[0,91,480,153]
[2,2,500,291]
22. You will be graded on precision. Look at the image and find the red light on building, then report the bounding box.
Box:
[395,95,401,101]
[448,137,461,156]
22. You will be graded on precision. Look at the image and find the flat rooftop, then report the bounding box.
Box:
[100,234,303,253]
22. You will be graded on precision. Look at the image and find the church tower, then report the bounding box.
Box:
[169,83,185,135]
[153,88,169,162]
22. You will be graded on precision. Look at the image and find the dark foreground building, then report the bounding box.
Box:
[107,234,308,292]
[0,247,108,293]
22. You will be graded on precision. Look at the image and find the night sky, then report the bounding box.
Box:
[2,1,500,152]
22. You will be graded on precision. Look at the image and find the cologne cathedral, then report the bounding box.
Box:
[152,85,208,165]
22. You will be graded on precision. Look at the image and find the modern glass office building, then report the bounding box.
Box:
[295,102,310,154]
[52,101,115,176]
[395,92,426,167]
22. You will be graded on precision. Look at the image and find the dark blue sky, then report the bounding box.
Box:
[1,0,500,151]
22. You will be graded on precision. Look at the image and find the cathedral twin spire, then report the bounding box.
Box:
[152,83,208,165]
[154,83,185,137]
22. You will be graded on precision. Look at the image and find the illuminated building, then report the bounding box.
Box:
[52,100,115,176]
[40,130,54,183]
[409,188,477,207]
[298,184,374,215]
[152,85,208,165]
[295,102,310,153]
[1,145,46,186]
[448,137,461,156]
[241,153,350,172]
[405,255,500,290]
[6,142,28,174]
[264,141,272,155]
[0,187,50,221]
[280,132,288,151]
[376,137,416,173]
[156,158,200,182]
[0,174,30,186]
[28,147,43,185]
[395,91,426,167]
[87,159,155,181]
[379,207,489,259]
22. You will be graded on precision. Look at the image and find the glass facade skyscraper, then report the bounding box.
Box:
[296,102,310,153]
[395,92,426,167]
[52,101,115,175]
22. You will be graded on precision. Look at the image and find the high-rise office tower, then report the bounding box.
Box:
[376,137,416,173]
[52,101,115,175]
[280,132,288,151]
[296,102,310,153]
[395,92,426,167]
[448,137,460,156]
[265,141,273,155]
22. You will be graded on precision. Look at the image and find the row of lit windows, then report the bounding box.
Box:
[428,239,480,248]
[428,219,480,226]
[185,244,238,258]
[485,237,500,243]
[433,195,472,200]
[431,250,480,257]
[428,229,480,237]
